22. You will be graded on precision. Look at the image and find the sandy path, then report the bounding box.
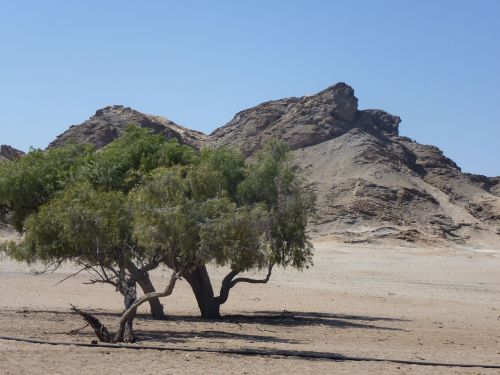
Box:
[1,240,499,374]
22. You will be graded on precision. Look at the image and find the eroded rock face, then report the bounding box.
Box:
[45,84,499,246]
[208,82,400,155]
[49,105,207,150]
[0,145,24,162]
[208,83,499,246]
[292,129,500,244]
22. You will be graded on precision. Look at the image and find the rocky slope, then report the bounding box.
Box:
[210,83,400,155]
[0,145,24,162]
[39,84,499,246]
[208,83,500,246]
[49,105,207,150]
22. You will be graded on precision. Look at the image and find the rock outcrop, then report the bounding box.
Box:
[45,84,499,246]
[49,105,207,150]
[0,145,24,162]
[209,83,401,155]
[208,83,500,246]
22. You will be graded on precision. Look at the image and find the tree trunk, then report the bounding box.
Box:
[121,279,137,343]
[184,265,221,319]
[136,272,166,320]
[73,272,180,343]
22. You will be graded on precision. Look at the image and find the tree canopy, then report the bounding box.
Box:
[132,141,315,318]
[1,126,316,339]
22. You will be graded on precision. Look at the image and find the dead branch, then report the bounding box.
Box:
[71,271,181,343]
[70,304,112,343]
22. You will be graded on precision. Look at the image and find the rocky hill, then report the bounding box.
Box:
[49,105,207,150]
[210,83,400,155]
[0,145,24,162]
[208,83,500,246]
[38,84,499,246]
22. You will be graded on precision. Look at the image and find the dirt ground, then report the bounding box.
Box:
[0,238,499,374]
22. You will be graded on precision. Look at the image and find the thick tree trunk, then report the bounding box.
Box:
[184,266,221,319]
[127,261,166,320]
[136,272,166,319]
[184,265,274,319]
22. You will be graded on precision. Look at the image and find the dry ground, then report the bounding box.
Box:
[0,238,499,374]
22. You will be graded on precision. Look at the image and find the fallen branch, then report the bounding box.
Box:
[71,271,181,343]
[70,305,112,343]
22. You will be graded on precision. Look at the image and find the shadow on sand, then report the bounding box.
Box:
[163,310,408,330]
[9,308,408,344]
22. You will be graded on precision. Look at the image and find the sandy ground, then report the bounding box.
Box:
[0,238,499,374]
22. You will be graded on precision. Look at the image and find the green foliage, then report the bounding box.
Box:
[132,140,315,273]
[198,203,270,271]
[0,143,93,231]
[193,147,246,199]
[84,126,195,192]
[9,182,131,266]
[130,166,198,267]
[2,126,315,314]
[238,140,293,206]
[1,126,197,270]
[238,141,315,269]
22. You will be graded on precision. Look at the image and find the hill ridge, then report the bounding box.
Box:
[34,84,500,246]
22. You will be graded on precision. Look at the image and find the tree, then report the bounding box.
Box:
[1,126,197,331]
[2,132,315,343]
[79,126,195,319]
[132,141,315,318]
[6,182,162,341]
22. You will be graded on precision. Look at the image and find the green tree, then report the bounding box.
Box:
[133,141,315,318]
[5,181,181,342]
[1,126,197,331]
[2,131,315,343]
[78,126,196,319]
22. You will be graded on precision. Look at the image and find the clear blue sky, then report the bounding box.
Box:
[1,0,499,175]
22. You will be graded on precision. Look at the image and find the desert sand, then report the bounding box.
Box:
[0,237,499,374]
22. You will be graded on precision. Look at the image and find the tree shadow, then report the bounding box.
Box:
[138,329,303,344]
[11,308,408,332]
[166,310,408,331]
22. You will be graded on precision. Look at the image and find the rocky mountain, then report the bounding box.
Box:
[49,105,207,150]
[0,145,24,162]
[208,83,500,246]
[210,83,400,155]
[42,84,499,246]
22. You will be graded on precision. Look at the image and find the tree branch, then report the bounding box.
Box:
[125,254,164,284]
[230,263,274,288]
[75,261,119,288]
[215,269,240,306]
[114,271,181,342]
[71,271,181,343]
[216,264,275,306]
[56,266,91,285]
[82,278,119,287]
[30,258,68,276]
